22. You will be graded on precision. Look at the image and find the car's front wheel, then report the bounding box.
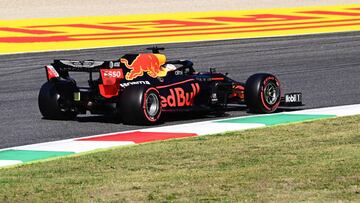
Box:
[245,73,281,113]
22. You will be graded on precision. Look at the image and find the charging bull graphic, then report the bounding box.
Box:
[121,54,165,80]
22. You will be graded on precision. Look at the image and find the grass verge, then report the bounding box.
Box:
[0,115,359,202]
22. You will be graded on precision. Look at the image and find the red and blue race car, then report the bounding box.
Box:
[38,47,302,125]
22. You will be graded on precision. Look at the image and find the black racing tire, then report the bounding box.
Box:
[118,85,162,125]
[245,73,281,113]
[38,81,77,120]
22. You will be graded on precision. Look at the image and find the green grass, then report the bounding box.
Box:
[0,115,359,202]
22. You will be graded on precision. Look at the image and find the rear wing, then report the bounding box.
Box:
[45,59,125,99]
[52,60,120,72]
[45,59,122,81]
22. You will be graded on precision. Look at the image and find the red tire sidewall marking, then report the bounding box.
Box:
[260,76,281,111]
[143,87,162,123]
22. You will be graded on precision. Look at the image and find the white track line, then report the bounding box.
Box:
[286,104,360,116]
[143,122,265,135]
[0,160,23,167]
[12,140,135,153]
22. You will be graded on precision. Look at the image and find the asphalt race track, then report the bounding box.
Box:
[0,31,359,149]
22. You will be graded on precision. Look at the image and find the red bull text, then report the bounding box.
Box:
[160,83,200,108]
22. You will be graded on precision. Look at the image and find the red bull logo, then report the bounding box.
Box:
[161,83,200,108]
[121,54,164,80]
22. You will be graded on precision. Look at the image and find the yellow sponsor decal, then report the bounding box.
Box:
[0,5,360,54]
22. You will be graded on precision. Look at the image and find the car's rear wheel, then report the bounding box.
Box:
[38,81,77,120]
[245,73,281,113]
[118,85,162,125]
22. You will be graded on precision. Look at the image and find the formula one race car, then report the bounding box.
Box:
[38,47,302,125]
